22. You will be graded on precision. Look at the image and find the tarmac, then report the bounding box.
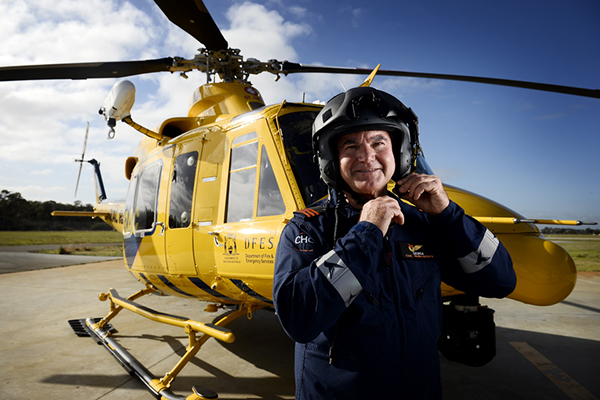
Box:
[0,248,598,400]
[0,243,122,274]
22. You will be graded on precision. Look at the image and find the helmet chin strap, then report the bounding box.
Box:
[330,183,387,248]
[344,190,369,206]
[340,179,403,207]
[330,186,368,248]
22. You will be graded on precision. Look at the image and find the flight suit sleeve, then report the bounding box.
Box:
[431,201,517,298]
[273,218,384,343]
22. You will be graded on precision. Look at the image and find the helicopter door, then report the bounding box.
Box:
[191,130,227,297]
[165,148,200,276]
[214,122,288,302]
[123,153,169,273]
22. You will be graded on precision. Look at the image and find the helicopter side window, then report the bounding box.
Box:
[257,145,286,217]
[226,138,258,222]
[232,131,258,148]
[133,163,162,232]
[169,151,198,229]
[279,111,328,206]
[123,175,138,235]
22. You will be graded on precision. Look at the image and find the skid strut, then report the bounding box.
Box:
[73,287,258,400]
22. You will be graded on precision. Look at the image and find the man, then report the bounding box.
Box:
[273,86,516,399]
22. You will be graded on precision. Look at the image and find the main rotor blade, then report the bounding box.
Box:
[0,58,174,82]
[281,62,600,99]
[153,0,227,51]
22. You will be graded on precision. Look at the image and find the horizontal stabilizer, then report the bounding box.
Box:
[51,210,110,218]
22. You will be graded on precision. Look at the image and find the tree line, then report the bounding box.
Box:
[1,189,597,234]
[0,190,112,231]
[541,227,599,235]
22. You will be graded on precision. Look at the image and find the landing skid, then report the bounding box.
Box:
[69,286,261,399]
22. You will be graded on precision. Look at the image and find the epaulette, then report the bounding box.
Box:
[294,204,327,218]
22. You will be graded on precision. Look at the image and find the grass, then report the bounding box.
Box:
[0,230,122,246]
[546,235,600,272]
[0,230,123,257]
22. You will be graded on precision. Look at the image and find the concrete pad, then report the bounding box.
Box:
[0,244,121,274]
[442,272,600,400]
[0,261,295,400]
[0,261,598,400]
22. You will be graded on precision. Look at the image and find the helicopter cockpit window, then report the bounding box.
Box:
[257,145,286,217]
[415,154,434,175]
[226,137,258,222]
[279,111,328,206]
[133,163,162,232]
[169,151,198,229]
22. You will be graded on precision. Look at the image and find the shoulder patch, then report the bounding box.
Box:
[294,204,327,219]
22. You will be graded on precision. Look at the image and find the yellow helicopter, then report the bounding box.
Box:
[1,1,598,399]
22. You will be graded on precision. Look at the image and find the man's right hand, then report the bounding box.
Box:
[359,196,404,235]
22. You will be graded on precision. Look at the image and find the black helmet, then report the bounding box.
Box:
[312,86,419,190]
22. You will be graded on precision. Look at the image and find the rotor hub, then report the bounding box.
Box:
[170,48,283,84]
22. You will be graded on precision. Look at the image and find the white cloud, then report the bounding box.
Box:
[336,6,364,28]
[0,0,163,203]
[0,0,156,65]
[352,8,363,23]
[289,5,308,19]
[223,2,311,61]
[31,169,54,175]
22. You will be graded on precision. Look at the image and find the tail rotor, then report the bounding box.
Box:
[74,122,89,198]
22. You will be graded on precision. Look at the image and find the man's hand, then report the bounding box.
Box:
[359,196,405,235]
[395,173,450,216]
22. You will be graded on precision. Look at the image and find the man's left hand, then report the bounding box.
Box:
[395,173,450,216]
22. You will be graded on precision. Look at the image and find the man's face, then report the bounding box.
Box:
[337,130,395,199]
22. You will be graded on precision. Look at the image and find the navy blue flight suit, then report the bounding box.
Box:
[273,191,516,399]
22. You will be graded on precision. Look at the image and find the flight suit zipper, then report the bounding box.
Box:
[385,231,406,363]
[364,290,379,307]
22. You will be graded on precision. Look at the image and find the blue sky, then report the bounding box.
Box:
[0,0,598,225]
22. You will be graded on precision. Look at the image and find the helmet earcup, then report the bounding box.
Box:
[391,123,413,181]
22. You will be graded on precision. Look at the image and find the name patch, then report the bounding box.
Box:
[398,242,436,260]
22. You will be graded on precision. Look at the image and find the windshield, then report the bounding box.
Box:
[279,110,328,207]
[415,154,434,175]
